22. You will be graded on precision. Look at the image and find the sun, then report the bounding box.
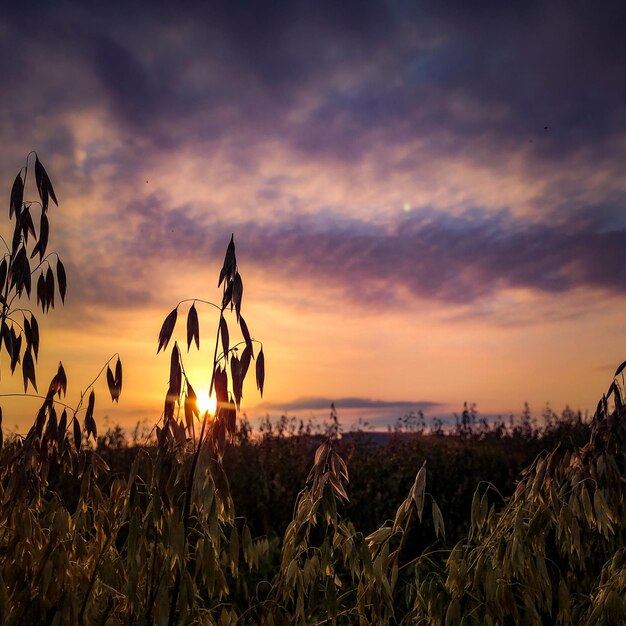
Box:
[196,389,217,415]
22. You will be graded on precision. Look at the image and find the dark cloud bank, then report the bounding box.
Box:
[2,1,625,160]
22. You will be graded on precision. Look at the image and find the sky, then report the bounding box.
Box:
[1,0,626,433]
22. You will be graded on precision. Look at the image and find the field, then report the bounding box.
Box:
[1,158,625,625]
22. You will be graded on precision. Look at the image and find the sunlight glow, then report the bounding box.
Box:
[196,389,217,415]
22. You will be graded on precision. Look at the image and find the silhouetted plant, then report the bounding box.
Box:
[142,234,266,625]
[0,155,123,454]
[0,157,126,626]
[408,366,626,625]
[1,153,65,396]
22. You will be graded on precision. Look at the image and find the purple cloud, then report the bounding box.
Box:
[1,0,624,164]
[260,397,441,413]
[233,208,626,305]
[55,200,626,316]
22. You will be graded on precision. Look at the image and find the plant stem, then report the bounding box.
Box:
[209,311,224,397]
[167,415,208,626]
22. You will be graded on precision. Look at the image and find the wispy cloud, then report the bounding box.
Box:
[260,396,441,413]
[63,205,626,316]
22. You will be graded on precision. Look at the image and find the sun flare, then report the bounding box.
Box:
[196,389,217,415]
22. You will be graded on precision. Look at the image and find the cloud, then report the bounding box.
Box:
[2,0,625,230]
[224,206,626,306]
[2,0,625,165]
[48,196,626,319]
[259,396,441,413]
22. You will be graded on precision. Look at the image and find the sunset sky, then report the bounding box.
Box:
[1,1,626,433]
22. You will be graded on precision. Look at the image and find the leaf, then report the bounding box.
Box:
[218,234,236,287]
[45,265,55,311]
[22,348,37,393]
[615,360,626,378]
[412,462,427,521]
[314,441,329,467]
[432,500,445,539]
[329,472,349,502]
[35,157,48,212]
[22,208,36,243]
[240,344,252,385]
[21,257,31,298]
[0,259,7,293]
[9,173,23,219]
[14,248,30,295]
[157,308,177,353]
[11,247,30,297]
[35,156,58,212]
[58,409,67,452]
[34,404,46,437]
[231,355,242,409]
[10,332,21,374]
[607,381,623,412]
[608,380,616,398]
[222,279,233,309]
[45,166,58,207]
[106,366,116,402]
[23,316,31,344]
[114,357,122,397]
[186,303,199,351]
[57,362,67,397]
[46,406,58,443]
[214,366,228,406]
[220,316,229,362]
[1,322,13,360]
[239,315,254,358]
[37,213,49,261]
[73,416,81,450]
[37,271,45,310]
[169,343,182,399]
[30,314,39,360]
[232,273,243,321]
[57,258,67,303]
[10,246,25,290]
[46,372,59,400]
[10,218,21,255]
[256,347,265,397]
[85,390,96,440]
